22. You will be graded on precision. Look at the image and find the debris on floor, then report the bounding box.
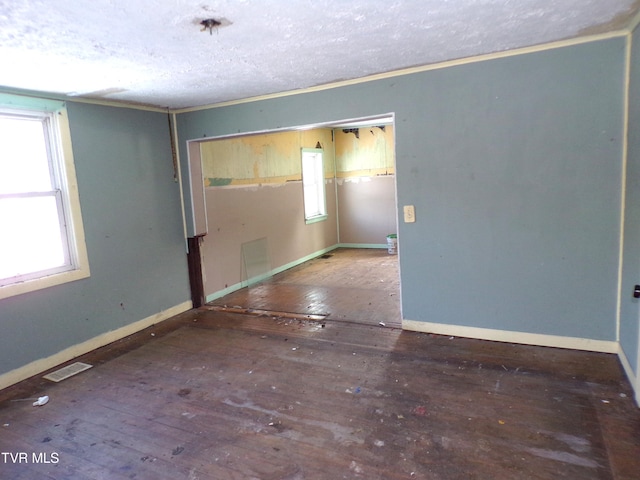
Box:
[10,395,50,406]
[33,396,49,407]
[412,405,427,416]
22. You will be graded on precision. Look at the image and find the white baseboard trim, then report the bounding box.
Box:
[405,319,640,407]
[402,319,619,353]
[0,300,193,391]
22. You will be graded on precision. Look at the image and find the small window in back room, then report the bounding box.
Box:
[0,99,90,299]
[301,148,327,223]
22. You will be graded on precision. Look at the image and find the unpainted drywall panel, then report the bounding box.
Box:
[202,180,338,296]
[337,176,397,245]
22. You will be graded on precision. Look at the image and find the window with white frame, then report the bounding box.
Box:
[0,99,89,299]
[301,148,327,223]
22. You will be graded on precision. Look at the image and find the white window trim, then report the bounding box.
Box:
[0,99,90,300]
[301,148,328,224]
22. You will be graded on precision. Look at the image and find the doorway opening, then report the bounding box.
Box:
[186,114,401,327]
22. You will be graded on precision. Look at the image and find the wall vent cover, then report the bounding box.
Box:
[43,362,93,382]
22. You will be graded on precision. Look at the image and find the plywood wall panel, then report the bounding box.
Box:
[200,129,334,186]
[335,124,394,176]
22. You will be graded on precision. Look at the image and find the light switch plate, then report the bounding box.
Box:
[403,205,415,223]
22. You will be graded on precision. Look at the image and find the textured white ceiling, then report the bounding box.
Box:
[0,0,638,109]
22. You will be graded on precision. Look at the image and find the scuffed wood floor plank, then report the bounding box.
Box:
[1,308,638,479]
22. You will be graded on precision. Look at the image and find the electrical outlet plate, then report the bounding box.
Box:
[403,205,415,223]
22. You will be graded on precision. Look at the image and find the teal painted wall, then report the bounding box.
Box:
[620,25,640,374]
[0,101,191,375]
[398,42,624,339]
[177,38,625,341]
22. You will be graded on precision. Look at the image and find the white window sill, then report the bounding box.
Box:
[0,266,90,300]
[305,214,328,225]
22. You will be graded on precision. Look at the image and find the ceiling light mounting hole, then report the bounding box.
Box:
[200,18,222,35]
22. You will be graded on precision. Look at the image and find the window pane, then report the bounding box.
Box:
[0,196,66,280]
[301,150,326,220]
[302,155,315,186]
[303,184,321,216]
[0,116,52,194]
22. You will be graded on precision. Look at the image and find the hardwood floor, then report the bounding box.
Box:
[210,248,402,328]
[0,249,639,479]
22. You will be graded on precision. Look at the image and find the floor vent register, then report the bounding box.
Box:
[43,362,93,382]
